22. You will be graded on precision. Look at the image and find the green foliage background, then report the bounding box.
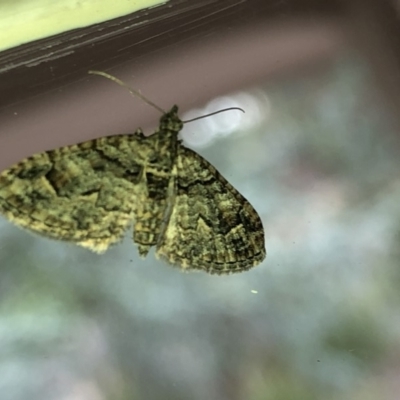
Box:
[1,58,399,400]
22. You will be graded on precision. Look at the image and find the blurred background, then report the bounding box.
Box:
[1,0,400,399]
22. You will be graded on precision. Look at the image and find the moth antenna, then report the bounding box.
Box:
[88,70,166,115]
[183,107,245,123]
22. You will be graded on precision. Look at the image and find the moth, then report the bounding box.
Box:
[0,71,265,274]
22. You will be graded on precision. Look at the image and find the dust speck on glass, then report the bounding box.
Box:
[0,71,265,274]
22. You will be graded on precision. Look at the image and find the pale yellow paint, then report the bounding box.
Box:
[0,0,166,52]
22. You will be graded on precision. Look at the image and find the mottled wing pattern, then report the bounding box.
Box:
[0,134,145,252]
[156,145,266,274]
[128,125,179,258]
[0,104,265,274]
[131,170,172,257]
